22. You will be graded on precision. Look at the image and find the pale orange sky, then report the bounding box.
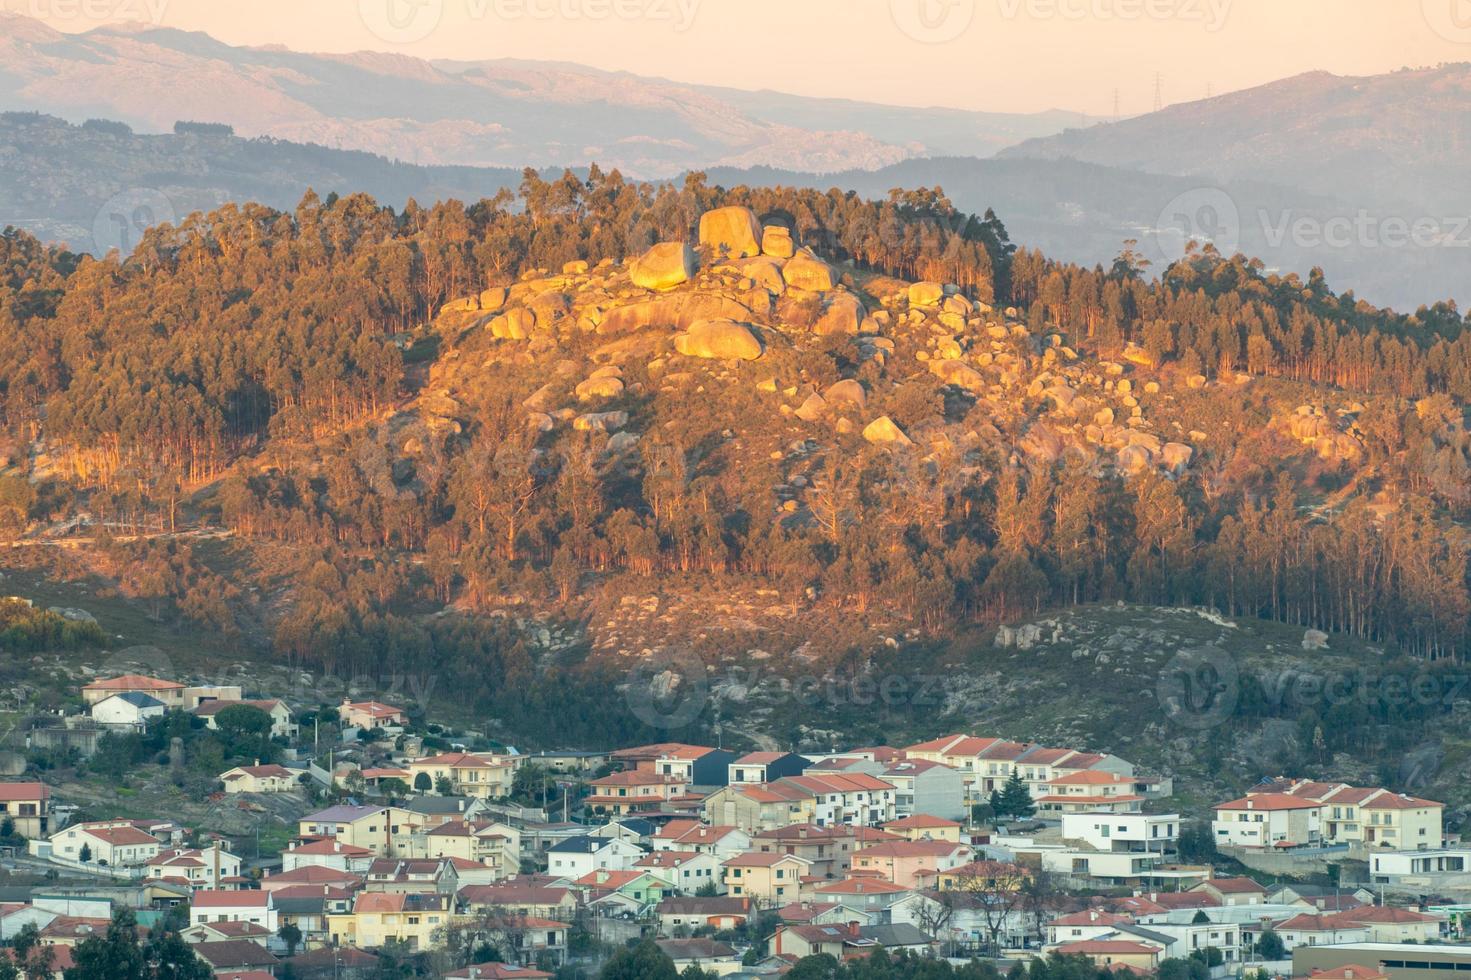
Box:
[15,0,1471,115]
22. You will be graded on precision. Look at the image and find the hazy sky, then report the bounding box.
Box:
[15,0,1471,115]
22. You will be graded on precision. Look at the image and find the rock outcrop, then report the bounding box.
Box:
[762,225,796,259]
[674,319,764,361]
[908,281,945,308]
[699,206,763,259]
[782,248,836,292]
[813,292,865,335]
[824,379,867,410]
[929,359,985,392]
[863,416,912,447]
[630,242,696,291]
[596,293,758,335]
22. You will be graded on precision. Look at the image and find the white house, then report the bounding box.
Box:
[194,699,298,739]
[545,836,642,880]
[1370,848,1471,890]
[881,760,965,821]
[282,839,380,875]
[48,821,162,868]
[146,846,242,889]
[1212,793,1322,848]
[1270,912,1369,951]
[189,889,278,933]
[635,850,724,895]
[91,692,167,727]
[1131,910,1244,962]
[1062,813,1178,855]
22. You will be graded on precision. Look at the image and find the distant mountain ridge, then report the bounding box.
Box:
[0,11,1090,177]
[0,112,523,255]
[1001,64,1471,215]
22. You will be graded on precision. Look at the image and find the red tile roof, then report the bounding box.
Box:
[884,814,961,830]
[1215,793,1322,811]
[1199,877,1265,894]
[0,782,49,802]
[1309,967,1389,980]
[813,877,910,895]
[192,890,269,908]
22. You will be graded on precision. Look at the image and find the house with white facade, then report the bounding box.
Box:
[545,836,642,880]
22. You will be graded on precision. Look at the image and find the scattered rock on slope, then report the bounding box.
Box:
[863,416,912,447]
[699,206,763,259]
[783,248,836,292]
[630,241,696,291]
[674,319,765,361]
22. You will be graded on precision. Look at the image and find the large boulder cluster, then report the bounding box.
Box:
[428,205,1213,487]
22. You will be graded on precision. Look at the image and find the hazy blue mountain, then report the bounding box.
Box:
[0,11,1085,177]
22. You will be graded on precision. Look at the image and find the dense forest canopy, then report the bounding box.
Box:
[1,168,1469,745]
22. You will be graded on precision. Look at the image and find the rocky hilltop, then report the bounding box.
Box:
[422,205,1226,494]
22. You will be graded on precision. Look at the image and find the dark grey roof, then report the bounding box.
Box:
[1119,925,1176,947]
[404,795,474,815]
[656,938,737,959]
[657,897,749,915]
[616,818,655,837]
[1268,883,1359,898]
[272,896,326,915]
[108,691,164,708]
[547,835,607,854]
[859,923,933,947]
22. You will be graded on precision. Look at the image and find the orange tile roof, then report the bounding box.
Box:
[884,814,961,829]
[855,840,967,859]
[813,877,910,895]
[1216,793,1322,811]
[1309,967,1389,980]
[1049,771,1133,786]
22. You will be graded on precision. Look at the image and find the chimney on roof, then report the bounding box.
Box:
[848,920,860,938]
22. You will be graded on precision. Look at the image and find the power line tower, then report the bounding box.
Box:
[1153,73,1164,113]
[1205,82,1214,100]
[1113,88,1121,123]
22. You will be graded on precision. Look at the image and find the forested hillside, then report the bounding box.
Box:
[1,169,1468,756]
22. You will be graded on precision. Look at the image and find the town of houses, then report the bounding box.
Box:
[0,673,1466,979]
